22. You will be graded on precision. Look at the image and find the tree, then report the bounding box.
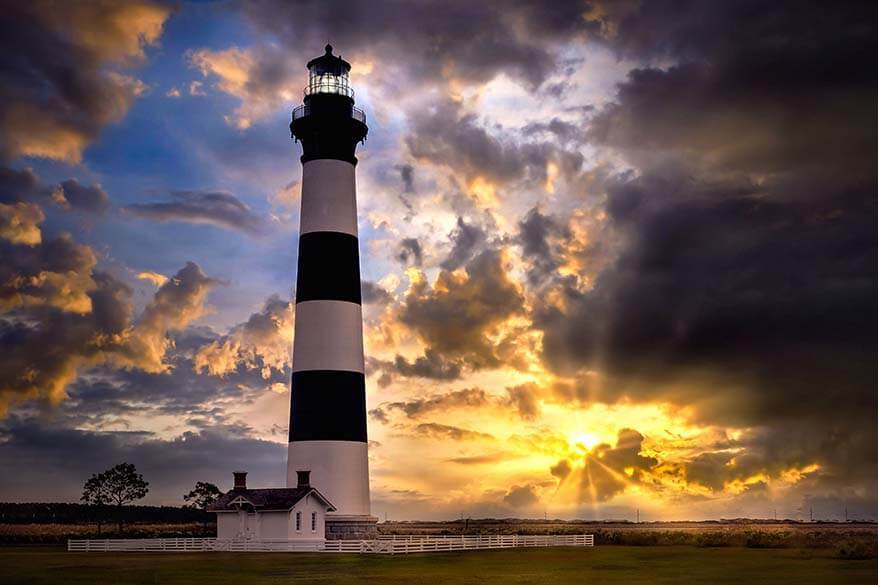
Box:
[81,473,110,536]
[99,463,149,533]
[184,481,223,530]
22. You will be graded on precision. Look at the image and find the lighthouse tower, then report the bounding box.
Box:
[287,45,375,539]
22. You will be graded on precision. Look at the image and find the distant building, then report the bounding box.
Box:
[209,471,334,541]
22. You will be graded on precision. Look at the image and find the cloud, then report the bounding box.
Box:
[122,262,219,374]
[1,228,98,314]
[505,383,540,421]
[522,0,878,498]
[370,387,491,421]
[516,207,570,287]
[396,238,422,267]
[125,190,265,235]
[550,459,572,482]
[0,167,111,214]
[188,45,301,129]
[397,164,415,194]
[0,202,44,246]
[581,429,658,502]
[0,245,217,414]
[406,100,570,195]
[381,349,462,382]
[502,484,540,509]
[0,1,170,162]
[401,248,524,369]
[361,280,393,306]
[243,1,589,90]
[136,271,169,288]
[0,416,287,503]
[412,423,493,441]
[447,453,510,465]
[55,180,110,214]
[194,294,293,379]
[440,217,485,271]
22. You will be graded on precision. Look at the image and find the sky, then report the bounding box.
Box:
[1,0,876,522]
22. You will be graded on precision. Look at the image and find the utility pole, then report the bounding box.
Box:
[636,508,640,523]
[810,506,813,522]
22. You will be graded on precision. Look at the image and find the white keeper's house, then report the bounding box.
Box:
[209,471,335,541]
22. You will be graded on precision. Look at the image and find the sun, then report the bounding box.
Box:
[571,432,601,452]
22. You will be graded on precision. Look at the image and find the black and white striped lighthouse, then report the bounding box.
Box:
[287,45,375,538]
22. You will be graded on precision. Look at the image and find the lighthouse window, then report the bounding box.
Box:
[295,511,301,531]
[311,512,316,531]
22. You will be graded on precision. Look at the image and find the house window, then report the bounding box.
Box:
[295,511,301,531]
[311,511,317,531]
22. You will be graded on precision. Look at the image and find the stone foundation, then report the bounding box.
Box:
[325,514,379,540]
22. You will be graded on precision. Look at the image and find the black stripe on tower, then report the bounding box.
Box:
[289,370,367,442]
[295,231,361,304]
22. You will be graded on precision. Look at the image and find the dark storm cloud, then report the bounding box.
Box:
[502,484,539,508]
[369,387,491,421]
[407,99,565,188]
[550,459,572,482]
[0,167,110,213]
[0,1,170,162]
[402,249,523,369]
[412,422,493,441]
[0,247,217,413]
[57,179,110,214]
[580,429,657,502]
[244,1,591,89]
[366,349,462,388]
[0,416,286,502]
[395,237,422,267]
[505,383,540,421]
[361,280,393,305]
[516,207,570,286]
[529,0,878,492]
[522,118,584,144]
[0,167,44,203]
[125,190,265,235]
[397,164,415,194]
[440,217,485,271]
[393,349,462,381]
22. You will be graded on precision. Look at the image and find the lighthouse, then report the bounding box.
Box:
[287,45,376,539]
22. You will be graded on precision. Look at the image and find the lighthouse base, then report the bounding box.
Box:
[325,514,379,540]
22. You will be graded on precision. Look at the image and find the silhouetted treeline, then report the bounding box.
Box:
[0,502,210,524]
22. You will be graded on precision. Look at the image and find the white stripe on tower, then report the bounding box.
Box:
[299,160,357,236]
[292,300,364,373]
[287,441,370,515]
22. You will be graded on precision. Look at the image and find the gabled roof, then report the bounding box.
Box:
[208,487,335,512]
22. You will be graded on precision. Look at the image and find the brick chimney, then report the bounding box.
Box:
[296,470,311,489]
[233,471,247,491]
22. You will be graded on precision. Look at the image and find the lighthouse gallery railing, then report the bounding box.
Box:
[292,104,366,124]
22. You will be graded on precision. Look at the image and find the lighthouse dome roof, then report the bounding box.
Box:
[306,44,351,75]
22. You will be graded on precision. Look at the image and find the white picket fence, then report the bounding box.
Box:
[68,534,593,554]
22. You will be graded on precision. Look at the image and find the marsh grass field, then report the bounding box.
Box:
[1,545,876,584]
[2,522,876,584]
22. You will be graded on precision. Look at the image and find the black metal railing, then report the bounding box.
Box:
[292,104,366,124]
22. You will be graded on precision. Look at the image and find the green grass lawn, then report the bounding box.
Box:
[1,546,875,585]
